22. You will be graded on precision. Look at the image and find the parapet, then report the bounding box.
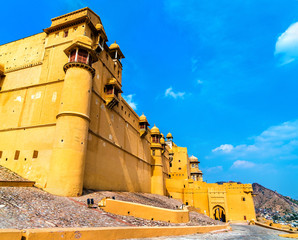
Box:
[44,7,102,34]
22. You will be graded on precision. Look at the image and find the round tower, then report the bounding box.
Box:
[45,36,97,196]
[150,125,165,195]
[189,155,203,182]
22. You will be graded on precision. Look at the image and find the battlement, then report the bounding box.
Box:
[45,7,102,34]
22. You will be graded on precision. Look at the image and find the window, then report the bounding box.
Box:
[140,123,147,130]
[242,197,246,201]
[55,32,59,38]
[77,49,88,64]
[244,216,247,220]
[98,36,104,50]
[14,150,20,160]
[0,151,2,158]
[169,162,172,167]
[69,49,76,62]
[178,160,181,162]
[178,167,181,170]
[152,135,160,143]
[105,85,113,95]
[64,30,69,38]
[73,27,77,32]
[152,150,155,156]
[33,150,38,158]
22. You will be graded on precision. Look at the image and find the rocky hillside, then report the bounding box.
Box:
[0,166,223,229]
[253,183,298,216]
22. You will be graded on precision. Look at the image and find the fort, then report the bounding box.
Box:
[0,7,256,222]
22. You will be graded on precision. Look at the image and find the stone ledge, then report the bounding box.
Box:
[13,224,230,240]
[0,181,35,187]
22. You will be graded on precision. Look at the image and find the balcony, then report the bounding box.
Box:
[190,169,203,174]
[105,93,120,109]
[104,78,122,109]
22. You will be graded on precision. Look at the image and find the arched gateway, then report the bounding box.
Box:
[213,205,226,222]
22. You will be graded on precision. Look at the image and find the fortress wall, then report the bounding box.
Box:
[84,91,152,193]
[0,125,56,188]
[225,185,256,221]
[0,33,46,88]
[0,27,70,190]
[0,72,63,188]
[84,132,152,192]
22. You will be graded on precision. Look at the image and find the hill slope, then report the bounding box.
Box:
[0,166,222,229]
[253,183,298,217]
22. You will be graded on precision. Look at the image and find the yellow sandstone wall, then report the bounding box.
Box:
[166,179,256,222]
[0,8,154,195]
[0,8,256,225]
[167,146,256,222]
[99,198,189,223]
[169,146,189,180]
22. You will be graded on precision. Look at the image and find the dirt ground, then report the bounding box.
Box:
[0,166,223,229]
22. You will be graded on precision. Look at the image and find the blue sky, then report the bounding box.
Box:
[1,0,298,199]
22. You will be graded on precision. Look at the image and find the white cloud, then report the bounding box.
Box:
[122,94,137,110]
[231,160,255,169]
[275,22,298,65]
[212,144,234,153]
[165,87,185,99]
[211,120,298,161]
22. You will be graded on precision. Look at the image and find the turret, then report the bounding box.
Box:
[109,41,125,84]
[139,113,150,137]
[109,41,124,62]
[95,23,108,54]
[150,125,164,195]
[104,78,122,109]
[160,134,166,146]
[189,155,203,182]
[165,132,174,149]
[46,36,97,196]
[166,132,173,141]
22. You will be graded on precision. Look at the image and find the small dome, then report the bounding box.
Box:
[151,125,160,135]
[160,137,165,145]
[95,23,104,31]
[73,35,92,46]
[139,113,147,122]
[109,41,120,50]
[166,132,173,139]
[189,155,199,163]
[161,133,164,138]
